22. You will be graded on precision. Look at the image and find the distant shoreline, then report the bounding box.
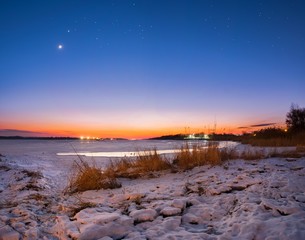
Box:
[0,136,130,141]
[0,134,241,141]
[0,136,79,140]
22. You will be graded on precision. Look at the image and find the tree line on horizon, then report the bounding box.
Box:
[238,104,305,146]
[153,104,305,146]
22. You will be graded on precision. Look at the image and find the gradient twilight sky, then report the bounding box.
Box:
[1,0,305,138]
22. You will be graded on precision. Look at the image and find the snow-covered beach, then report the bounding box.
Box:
[0,140,305,240]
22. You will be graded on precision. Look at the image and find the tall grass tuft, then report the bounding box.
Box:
[136,149,172,172]
[66,157,121,194]
[240,148,265,160]
[109,149,172,179]
[108,158,136,178]
[175,142,222,170]
[220,147,239,161]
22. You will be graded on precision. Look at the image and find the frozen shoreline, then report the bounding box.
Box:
[0,141,305,239]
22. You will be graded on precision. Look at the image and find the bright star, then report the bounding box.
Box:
[58,44,63,49]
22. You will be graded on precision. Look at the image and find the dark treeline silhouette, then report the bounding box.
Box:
[152,104,305,146]
[286,104,305,133]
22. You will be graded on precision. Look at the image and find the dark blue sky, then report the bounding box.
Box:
[1,0,305,137]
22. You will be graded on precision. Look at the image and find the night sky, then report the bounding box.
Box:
[1,0,305,138]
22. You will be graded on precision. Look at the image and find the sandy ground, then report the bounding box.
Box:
[0,142,305,239]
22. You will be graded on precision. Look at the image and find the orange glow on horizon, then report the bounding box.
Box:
[0,122,259,139]
[0,116,286,139]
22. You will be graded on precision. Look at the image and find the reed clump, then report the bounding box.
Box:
[268,147,305,158]
[108,158,136,178]
[66,158,121,194]
[220,147,239,161]
[136,149,172,172]
[109,149,172,179]
[240,148,265,160]
[175,142,222,170]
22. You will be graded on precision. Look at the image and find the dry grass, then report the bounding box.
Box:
[66,141,305,194]
[0,200,18,209]
[242,138,293,147]
[238,146,305,159]
[296,145,305,153]
[220,147,239,161]
[66,150,171,193]
[174,143,267,170]
[66,157,121,194]
[136,149,172,172]
[108,158,137,178]
[269,148,305,158]
[242,132,305,147]
[240,148,265,160]
[21,169,43,179]
[175,142,222,170]
[70,201,97,216]
[109,149,172,179]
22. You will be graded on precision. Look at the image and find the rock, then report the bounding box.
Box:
[53,215,80,240]
[295,195,305,203]
[75,211,133,240]
[286,158,297,162]
[186,198,201,206]
[160,207,181,217]
[130,209,157,223]
[182,213,200,224]
[117,215,134,226]
[207,185,232,195]
[161,216,182,230]
[0,215,9,223]
[10,222,25,233]
[0,225,20,240]
[75,209,120,225]
[126,193,145,201]
[24,228,39,240]
[97,237,113,240]
[125,231,144,239]
[79,222,130,240]
[171,199,186,210]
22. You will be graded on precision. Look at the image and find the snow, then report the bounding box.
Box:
[0,140,305,239]
[0,225,20,240]
[160,207,181,217]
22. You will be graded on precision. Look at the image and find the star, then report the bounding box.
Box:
[58,44,63,49]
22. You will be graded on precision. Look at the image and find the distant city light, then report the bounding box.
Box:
[185,134,209,140]
[80,136,100,140]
